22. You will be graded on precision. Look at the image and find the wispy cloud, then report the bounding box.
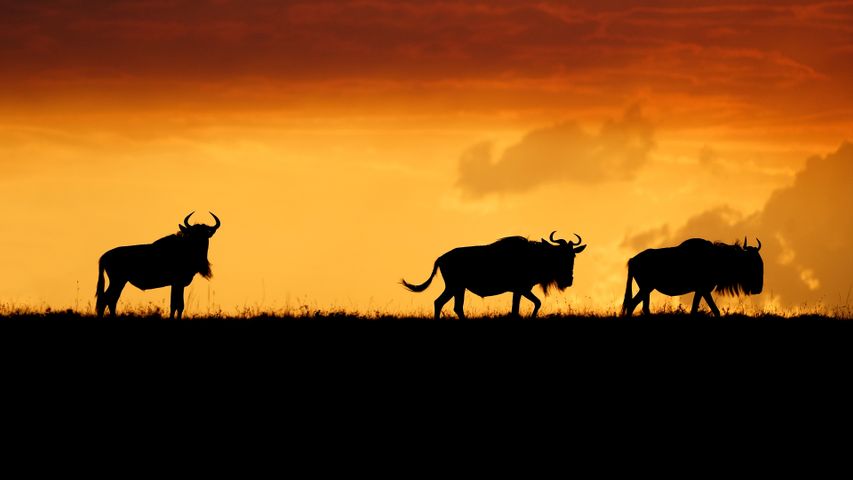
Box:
[457,105,654,196]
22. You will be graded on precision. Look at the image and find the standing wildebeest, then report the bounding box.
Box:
[401,232,587,319]
[96,212,221,319]
[622,237,763,317]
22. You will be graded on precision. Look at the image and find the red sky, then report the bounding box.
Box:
[3,1,852,119]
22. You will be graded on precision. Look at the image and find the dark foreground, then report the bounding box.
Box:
[2,311,849,372]
[1,310,847,342]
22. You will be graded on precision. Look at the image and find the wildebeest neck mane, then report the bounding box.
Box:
[493,236,567,295]
[493,236,531,245]
[153,233,212,279]
[712,241,748,296]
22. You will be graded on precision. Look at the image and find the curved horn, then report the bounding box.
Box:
[209,211,221,231]
[570,233,582,247]
[184,212,195,228]
[549,231,568,246]
[756,238,761,251]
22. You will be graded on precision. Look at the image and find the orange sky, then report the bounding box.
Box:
[1,1,851,315]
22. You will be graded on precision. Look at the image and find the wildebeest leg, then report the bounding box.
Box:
[511,292,522,318]
[626,295,640,316]
[623,295,638,316]
[104,279,126,317]
[690,292,703,315]
[626,290,649,317]
[453,290,466,320]
[96,293,107,318]
[170,285,185,320]
[641,290,652,315]
[522,291,541,318]
[702,292,721,317]
[434,289,454,320]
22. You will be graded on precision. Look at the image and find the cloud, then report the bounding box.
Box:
[621,224,670,253]
[621,206,750,252]
[622,142,853,308]
[698,144,722,171]
[457,105,655,196]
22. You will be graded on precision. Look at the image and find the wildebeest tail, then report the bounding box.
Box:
[96,256,106,300]
[621,258,635,316]
[401,260,439,293]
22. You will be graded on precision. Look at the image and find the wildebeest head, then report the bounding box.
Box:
[179,211,221,239]
[741,237,764,294]
[176,212,220,279]
[540,231,587,290]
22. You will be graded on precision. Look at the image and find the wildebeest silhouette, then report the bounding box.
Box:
[96,212,221,319]
[401,232,587,319]
[622,237,763,317]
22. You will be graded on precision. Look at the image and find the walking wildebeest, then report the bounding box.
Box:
[96,212,221,319]
[401,232,587,319]
[622,237,763,317]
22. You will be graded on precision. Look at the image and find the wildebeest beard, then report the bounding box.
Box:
[712,241,760,296]
[198,259,213,279]
[541,274,571,296]
[532,241,573,295]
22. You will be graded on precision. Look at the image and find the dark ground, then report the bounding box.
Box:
[1,311,846,345]
[1,311,848,382]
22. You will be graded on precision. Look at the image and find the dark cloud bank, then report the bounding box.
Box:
[624,142,853,308]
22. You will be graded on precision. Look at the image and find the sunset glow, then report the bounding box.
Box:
[2,1,851,316]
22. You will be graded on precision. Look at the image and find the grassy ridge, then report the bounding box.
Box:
[0,310,846,321]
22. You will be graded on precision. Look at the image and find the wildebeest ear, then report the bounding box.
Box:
[573,245,587,254]
[179,224,188,233]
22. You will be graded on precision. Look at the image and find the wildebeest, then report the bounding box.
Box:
[96,212,221,319]
[622,237,763,317]
[401,232,587,319]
